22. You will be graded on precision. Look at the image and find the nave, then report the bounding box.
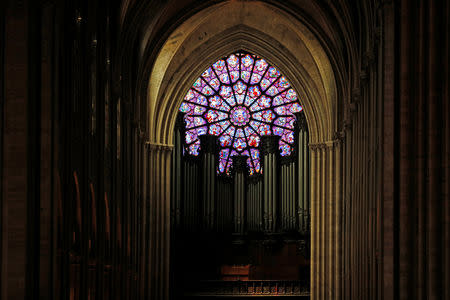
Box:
[1,0,449,299]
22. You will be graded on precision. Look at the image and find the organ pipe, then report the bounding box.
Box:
[232,156,247,234]
[280,154,296,231]
[171,114,185,230]
[247,175,262,231]
[174,111,309,236]
[261,136,280,232]
[217,176,233,232]
[182,155,199,232]
[295,112,309,234]
[200,136,217,231]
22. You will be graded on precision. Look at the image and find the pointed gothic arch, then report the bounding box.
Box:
[140,2,343,299]
[145,3,337,145]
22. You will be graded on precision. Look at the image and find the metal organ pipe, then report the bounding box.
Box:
[261,136,279,233]
[295,112,309,234]
[233,156,247,234]
[298,130,304,231]
[247,181,252,231]
[290,163,293,229]
[304,129,310,232]
[247,175,262,231]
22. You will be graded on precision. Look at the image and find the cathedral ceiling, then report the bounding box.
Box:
[116,0,377,145]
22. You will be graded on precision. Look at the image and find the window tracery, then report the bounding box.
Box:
[179,51,303,175]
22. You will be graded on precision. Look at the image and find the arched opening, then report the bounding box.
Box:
[142,1,341,299]
[170,51,310,297]
[4,1,449,300]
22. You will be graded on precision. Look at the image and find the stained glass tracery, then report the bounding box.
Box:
[179,51,303,175]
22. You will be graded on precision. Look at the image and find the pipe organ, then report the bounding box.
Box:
[171,112,310,297]
[171,112,310,235]
[200,135,217,231]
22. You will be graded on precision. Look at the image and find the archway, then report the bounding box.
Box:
[170,50,311,297]
[141,1,342,299]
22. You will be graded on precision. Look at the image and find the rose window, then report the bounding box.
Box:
[179,51,303,175]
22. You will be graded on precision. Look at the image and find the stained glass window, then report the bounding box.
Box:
[179,51,303,175]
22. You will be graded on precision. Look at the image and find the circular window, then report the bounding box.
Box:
[179,52,303,175]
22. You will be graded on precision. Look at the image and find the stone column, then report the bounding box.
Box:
[140,137,148,298]
[334,137,343,300]
[309,139,343,300]
[260,136,280,233]
[146,142,172,300]
[310,144,319,300]
[2,1,42,298]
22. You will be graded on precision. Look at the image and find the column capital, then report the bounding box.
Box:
[309,142,325,150]
[145,142,174,152]
[309,139,341,150]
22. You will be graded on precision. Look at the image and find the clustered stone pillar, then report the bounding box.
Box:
[381,1,450,299]
[261,136,280,233]
[146,142,172,300]
[309,139,343,300]
[200,135,217,231]
[232,156,247,234]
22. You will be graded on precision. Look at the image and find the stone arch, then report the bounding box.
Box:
[145,1,337,146]
[141,2,343,299]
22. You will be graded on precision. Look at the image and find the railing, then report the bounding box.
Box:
[184,280,310,297]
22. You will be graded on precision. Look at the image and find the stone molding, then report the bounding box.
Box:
[145,142,174,152]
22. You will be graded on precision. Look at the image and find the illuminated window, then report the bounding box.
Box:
[179,51,303,175]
